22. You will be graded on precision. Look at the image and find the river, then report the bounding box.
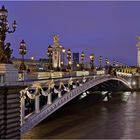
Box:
[23,91,140,139]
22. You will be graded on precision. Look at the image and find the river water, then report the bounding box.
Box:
[23,91,140,139]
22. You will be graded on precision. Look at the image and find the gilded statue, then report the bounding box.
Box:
[53,35,59,46]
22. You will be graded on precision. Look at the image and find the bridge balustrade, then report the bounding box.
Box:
[20,76,90,126]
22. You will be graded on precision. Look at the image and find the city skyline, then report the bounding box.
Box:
[0,1,139,65]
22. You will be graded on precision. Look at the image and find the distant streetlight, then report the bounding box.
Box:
[115,61,119,67]
[99,56,102,69]
[77,63,80,69]
[61,61,63,65]
[67,48,71,70]
[19,40,27,80]
[113,59,115,67]
[105,57,109,66]
[62,48,66,69]
[47,45,53,70]
[0,5,17,63]
[80,51,85,70]
[30,56,34,60]
[89,53,94,70]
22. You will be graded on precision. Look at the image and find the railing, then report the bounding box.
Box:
[19,74,98,86]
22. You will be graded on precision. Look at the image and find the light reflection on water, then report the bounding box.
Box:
[121,92,131,102]
[23,91,140,139]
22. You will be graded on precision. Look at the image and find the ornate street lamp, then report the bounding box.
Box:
[105,57,109,66]
[99,56,102,69]
[62,48,66,69]
[77,63,80,70]
[89,53,94,70]
[113,59,117,67]
[47,45,53,70]
[0,5,17,63]
[67,48,71,70]
[19,40,27,81]
[19,40,27,71]
[80,51,85,70]
[105,57,110,74]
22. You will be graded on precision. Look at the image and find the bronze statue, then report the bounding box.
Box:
[5,43,13,62]
[0,42,13,63]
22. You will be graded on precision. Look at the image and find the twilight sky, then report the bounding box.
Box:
[0,1,140,66]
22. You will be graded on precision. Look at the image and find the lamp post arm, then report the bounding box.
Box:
[7,28,15,33]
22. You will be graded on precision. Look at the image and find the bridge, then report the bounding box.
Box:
[20,74,132,135]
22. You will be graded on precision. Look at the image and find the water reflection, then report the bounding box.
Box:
[121,92,131,102]
[23,91,140,139]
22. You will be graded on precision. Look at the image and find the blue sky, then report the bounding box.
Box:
[0,1,139,66]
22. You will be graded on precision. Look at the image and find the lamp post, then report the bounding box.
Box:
[77,63,80,70]
[62,48,65,70]
[0,5,17,63]
[113,59,115,67]
[105,57,109,66]
[80,51,85,70]
[19,40,27,80]
[67,48,71,70]
[47,45,53,70]
[89,53,94,70]
[105,57,109,74]
[99,56,102,69]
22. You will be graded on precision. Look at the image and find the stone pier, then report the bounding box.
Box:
[0,86,25,139]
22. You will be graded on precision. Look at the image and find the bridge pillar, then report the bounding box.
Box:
[58,92,62,98]
[20,91,26,125]
[136,37,140,67]
[35,95,40,113]
[47,93,52,105]
[130,73,140,90]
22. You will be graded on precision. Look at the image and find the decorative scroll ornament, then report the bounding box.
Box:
[59,82,64,90]
[53,82,62,94]
[20,90,26,99]
[31,83,42,96]
[68,77,73,85]
[58,81,69,92]
[54,87,61,94]
[26,88,36,99]
[73,84,77,89]
[76,80,80,86]
[25,83,42,99]
[41,85,50,96]
[49,79,55,89]
[64,85,70,92]
[82,76,86,83]
[32,83,41,88]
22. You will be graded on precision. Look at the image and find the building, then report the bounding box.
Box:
[72,52,79,70]
[51,35,63,70]
[73,52,79,64]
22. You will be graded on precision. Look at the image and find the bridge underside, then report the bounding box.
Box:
[88,79,131,92]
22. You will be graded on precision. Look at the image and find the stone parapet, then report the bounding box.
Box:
[0,64,18,86]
